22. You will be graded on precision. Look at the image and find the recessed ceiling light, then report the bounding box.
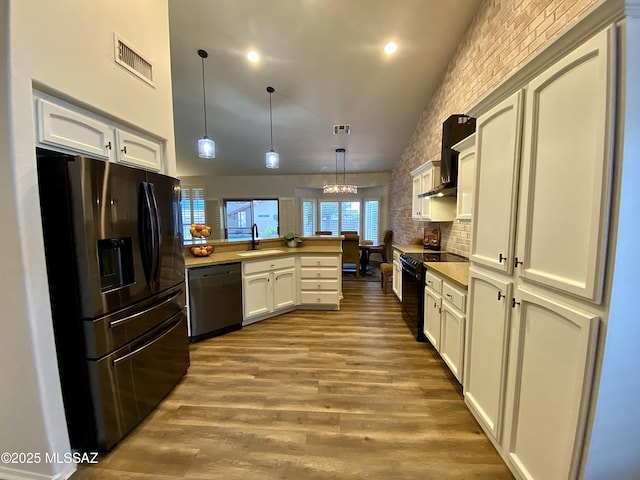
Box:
[384,42,398,55]
[246,50,260,63]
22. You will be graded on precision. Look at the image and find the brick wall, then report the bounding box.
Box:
[390,0,598,256]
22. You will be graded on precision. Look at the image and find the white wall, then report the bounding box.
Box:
[1,1,175,478]
[583,14,640,479]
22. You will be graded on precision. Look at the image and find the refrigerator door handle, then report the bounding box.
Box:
[111,313,183,366]
[108,289,182,328]
[147,182,162,284]
[139,182,157,284]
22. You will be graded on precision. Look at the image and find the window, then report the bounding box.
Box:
[224,199,279,240]
[319,201,339,235]
[341,202,360,233]
[314,199,379,241]
[364,200,379,243]
[302,200,317,236]
[181,186,205,241]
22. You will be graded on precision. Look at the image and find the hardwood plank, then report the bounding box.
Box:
[72,278,512,479]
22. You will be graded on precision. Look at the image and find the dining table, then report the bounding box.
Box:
[358,243,382,275]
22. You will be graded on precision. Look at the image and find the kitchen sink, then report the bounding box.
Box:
[236,249,284,257]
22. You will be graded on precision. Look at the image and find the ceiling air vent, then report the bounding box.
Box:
[113,33,155,87]
[333,124,351,135]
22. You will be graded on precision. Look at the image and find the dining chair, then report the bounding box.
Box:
[367,229,393,263]
[341,232,360,278]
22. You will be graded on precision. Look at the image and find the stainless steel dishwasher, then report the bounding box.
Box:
[188,262,242,342]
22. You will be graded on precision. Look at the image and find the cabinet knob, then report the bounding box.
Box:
[499,253,507,263]
[105,141,112,150]
[121,145,127,154]
[445,293,452,298]
[512,298,520,308]
[514,257,524,268]
[497,291,505,301]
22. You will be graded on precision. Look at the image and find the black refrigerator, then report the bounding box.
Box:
[36,148,189,450]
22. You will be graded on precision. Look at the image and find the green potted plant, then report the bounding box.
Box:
[284,232,303,248]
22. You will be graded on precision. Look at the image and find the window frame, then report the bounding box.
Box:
[223,198,280,240]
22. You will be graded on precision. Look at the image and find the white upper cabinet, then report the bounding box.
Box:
[453,133,476,220]
[410,161,456,222]
[35,97,114,160]
[470,90,524,274]
[35,93,165,173]
[115,129,163,172]
[515,27,615,304]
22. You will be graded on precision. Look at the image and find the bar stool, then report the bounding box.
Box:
[380,263,393,294]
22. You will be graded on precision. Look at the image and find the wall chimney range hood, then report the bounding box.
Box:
[419,114,476,198]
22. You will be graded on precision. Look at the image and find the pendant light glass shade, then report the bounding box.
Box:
[197,49,216,158]
[198,137,216,158]
[265,86,279,169]
[266,150,279,169]
[323,148,357,194]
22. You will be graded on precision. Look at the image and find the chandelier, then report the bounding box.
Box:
[324,148,357,194]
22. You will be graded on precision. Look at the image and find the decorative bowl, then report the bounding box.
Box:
[190,245,214,257]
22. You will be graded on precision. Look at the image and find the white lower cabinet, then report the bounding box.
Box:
[392,249,402,301]
[440,301,465,382]
[299,255,340,307]
[242,256,296,323]
[423,288,441,350]
[464,267,513,442]
[423,269,467,383]
[505,287,599,480]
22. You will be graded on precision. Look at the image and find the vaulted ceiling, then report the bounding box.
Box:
[169,0,481,177]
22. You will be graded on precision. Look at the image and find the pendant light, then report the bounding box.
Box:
[323,148,357,194]
[197,49,215,158]
[265,86,279,169]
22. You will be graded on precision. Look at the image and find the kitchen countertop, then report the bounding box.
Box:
[185,238,343,268]
[424,262,469,289]
[392,244,429,254]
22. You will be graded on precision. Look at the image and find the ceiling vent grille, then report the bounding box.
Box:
[333,124,351,135]
[113,33,155,87]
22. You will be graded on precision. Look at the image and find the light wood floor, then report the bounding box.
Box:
[73,278,513,479]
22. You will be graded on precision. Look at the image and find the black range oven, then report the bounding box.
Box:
[400,251,467,342]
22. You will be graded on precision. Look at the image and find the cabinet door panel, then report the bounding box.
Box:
[517,27,615,303]
[470,90,524,274]
[36,98,113,160]
[507,288,598,480]
[273,268,296,311]
[423,289,441,350]
[116,130,163,172]
[455,134,476,220]
[242,273,270,319]
[464,268,512,442]
[411,175,422,219]
[440,303,465,383]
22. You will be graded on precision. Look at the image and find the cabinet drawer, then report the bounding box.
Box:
[425,271,443,293]
[299,267,337,280]
[301,279,339,291]
[300,256,339,268]
[300,291,339,305]
[442,281,466,313]
[243,256,295,275]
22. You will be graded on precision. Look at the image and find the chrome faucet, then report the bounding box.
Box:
[251,223,259,250]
